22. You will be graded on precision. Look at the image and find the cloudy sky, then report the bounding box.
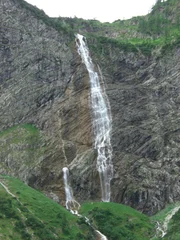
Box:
[26,0,157,22]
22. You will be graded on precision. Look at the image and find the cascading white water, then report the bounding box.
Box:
[75,34,113,202]
[62,167,80,213]
[96,230,108,240]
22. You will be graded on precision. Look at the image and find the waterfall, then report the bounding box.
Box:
[62,167,80,214]
[62,34,111,240]
[75,34,113,202]
[62,167,108,239]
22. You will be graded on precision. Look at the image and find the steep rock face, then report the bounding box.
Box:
[92,46,180,214]
[0,0,95,205]
[1,0,180,215]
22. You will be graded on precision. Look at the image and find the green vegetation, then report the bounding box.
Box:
[137,0,180,51]
[55,0,180,56]
[89,35,157,56]
[1,175,180,239]
[0,175,94,240]
[80,202,154,240]
[0,124,38,138]
[0,176,155,240]
[0,124,41,151]
[0,124,44,155]
[16,0,180,56]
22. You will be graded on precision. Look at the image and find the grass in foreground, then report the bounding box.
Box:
[80,202,154,240]
[1,174,180,239]
[0,175,94,240]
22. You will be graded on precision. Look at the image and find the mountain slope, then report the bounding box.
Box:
[0,175,95,240]
[2,174,180,239]
[80,202,154,240]
[0,175,158,240]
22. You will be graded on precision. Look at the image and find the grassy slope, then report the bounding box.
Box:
[0,175,157,240]
[0,175,94,240]
[0,161,180,240]
[80,202,154,240]
[80,202,180,239]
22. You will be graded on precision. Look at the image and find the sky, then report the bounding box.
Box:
[26,0,157,23]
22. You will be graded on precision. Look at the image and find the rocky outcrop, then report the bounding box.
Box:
[1,0,180,215]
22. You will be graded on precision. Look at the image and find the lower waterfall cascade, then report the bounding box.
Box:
[62,167,108,240]
[62,167,80,214]
[75,33,113,202]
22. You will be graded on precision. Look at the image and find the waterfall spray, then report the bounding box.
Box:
[75,34,113,202]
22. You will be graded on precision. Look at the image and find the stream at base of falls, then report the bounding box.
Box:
[155,204,180,238]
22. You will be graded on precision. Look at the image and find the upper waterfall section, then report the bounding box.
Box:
[75,34,113,202]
